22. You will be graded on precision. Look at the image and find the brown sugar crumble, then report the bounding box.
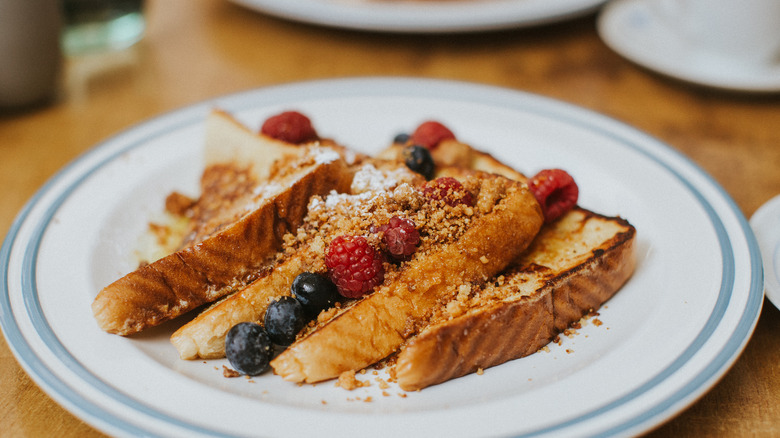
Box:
[287,167,496,339]
[335,370,370,390]
[222,366,241,378]
[281,164,488,273]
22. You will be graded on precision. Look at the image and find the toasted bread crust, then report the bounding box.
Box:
[204,109,304,180]
[270,176,544,383]
[92,157,350,335]
[394,208,636,390]
[170,252,313,359]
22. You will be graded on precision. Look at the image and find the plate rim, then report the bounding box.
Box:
[228,0,607,33]
[0,77,764,437]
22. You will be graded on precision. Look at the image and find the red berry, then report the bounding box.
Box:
[260,111,318,144]
[410,121,455,150]
[528,169,579,223]
[325,235,385,298]
[422,176,474,207]
[378,216,420,260]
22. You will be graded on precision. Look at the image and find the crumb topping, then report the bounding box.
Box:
[281,164,498,280]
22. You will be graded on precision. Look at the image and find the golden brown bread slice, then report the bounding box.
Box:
[270,174,544,383]
[180,109,360,247]
[171,250,312,359]
[394,207,636,391]
[203,109,304,180]
[92,151,352,335]
[170,161,427,359]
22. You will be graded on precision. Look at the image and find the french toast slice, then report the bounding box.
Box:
[92,125,352,336]
[270,173,544,383]
[394,207,636,390]
[180,109,360,247]
[170,161,425,359]
[203,109,303,181]
[171,250,312,359]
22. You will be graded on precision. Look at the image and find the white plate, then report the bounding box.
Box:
[0,78,763,437]
[597,0,780,93]
[229,0,606,33]
[750,195,780,310]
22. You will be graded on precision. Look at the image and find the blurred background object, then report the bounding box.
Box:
[0,0,62,109]
[62,0,146,55]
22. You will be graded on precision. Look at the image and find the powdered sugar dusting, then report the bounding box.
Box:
[313,147,341,165]
[252,182,283,198]
[307,164,407,216]
[351,164,400,194]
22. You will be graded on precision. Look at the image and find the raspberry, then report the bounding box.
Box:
[422,176,474,207]
[528,169,579,223]
[325,235,385,298]
[377,216,420,260]
[260,111,318,144]
[410,121,455,150]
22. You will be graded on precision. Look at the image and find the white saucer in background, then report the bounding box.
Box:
[750,195,780,310]
[597,0,780,93]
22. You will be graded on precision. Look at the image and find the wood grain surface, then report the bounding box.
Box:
[1,0,779,436]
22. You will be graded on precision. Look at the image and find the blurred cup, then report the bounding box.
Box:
[0,0,62,109]
[62,0,146,55]
[654,0,780,66]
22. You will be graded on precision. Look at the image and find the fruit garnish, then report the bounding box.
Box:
[528,169,579,223]
[325,235,385,298]
[260,111,318,144]
[291,272,341,318]
[402,145,435,180]
[264,296,306,346]
[225,322,273,375]
[422,176,474,207]
[393,133,411,145]
[410,120,455,149]
[378,216,420,260]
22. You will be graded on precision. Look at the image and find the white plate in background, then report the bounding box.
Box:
[229,0,606,33]
[750,194,780,310]
[0,78,763,437]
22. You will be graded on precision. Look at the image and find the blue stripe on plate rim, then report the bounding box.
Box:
[0,78,764,437]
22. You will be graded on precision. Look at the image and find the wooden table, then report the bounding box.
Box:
[2,0,779,436]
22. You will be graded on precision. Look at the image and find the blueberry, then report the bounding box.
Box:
[393,132,410,144]
[402,145,435,180]
[264,296,306,346]
[291,272,341,318]
[225,322,273,375]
